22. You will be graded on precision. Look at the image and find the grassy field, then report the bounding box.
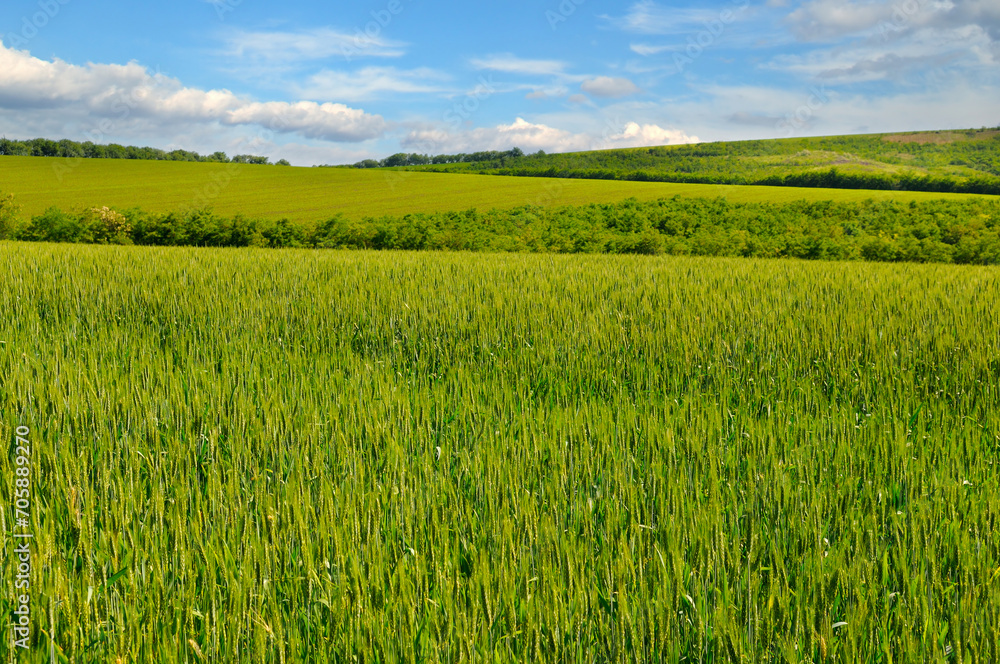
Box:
[1,242,998,661]
[0,155,986,225]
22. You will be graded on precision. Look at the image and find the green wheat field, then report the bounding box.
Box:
[0,156,981,225]
[1,241,998,662]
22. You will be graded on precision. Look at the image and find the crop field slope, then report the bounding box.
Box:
[1,242,998,661]
[0,155,984,225]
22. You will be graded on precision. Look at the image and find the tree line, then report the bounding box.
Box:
[0,137,289,166]
[347,147,530,169]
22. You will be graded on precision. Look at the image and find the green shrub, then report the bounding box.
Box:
[19,207,90,243]
[86,206,133,244]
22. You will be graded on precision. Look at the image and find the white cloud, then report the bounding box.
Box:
[581,76,642,98]
[630,43,677,56]
[785,0,1000,43]
[225,101,387,141]
[0,45,387,143]
[525,86,570,100]
[401,117,697,154]
[609,1,744,35]
[613,122,699,145]
[726,111,786,127]
[222,27,407,61]
[770,21,997,80]
[402,118,582,153]
[816,51,965,81]
[300,67,450,102]
[470,54,568,76]
[785,0,894,42]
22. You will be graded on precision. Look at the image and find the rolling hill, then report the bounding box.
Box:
[378,128,1000,195]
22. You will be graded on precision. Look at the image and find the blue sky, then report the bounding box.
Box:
[1,0,997,165]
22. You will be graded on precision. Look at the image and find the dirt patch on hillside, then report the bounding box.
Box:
[883,130,999,145]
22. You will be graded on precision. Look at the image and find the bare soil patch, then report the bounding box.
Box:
[883,129,1000,145]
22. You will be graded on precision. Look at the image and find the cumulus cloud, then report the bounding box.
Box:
[612,122,699,145]
[581,76,641,98]
[401,117,697,154]
[0,45,387,143]
[402,118,584,153]
[224,101,387,141]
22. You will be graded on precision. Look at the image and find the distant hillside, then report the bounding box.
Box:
[380,128,1000,195]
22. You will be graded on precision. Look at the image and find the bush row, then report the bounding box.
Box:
[2,196,999,264]
[463,166,1000,195]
